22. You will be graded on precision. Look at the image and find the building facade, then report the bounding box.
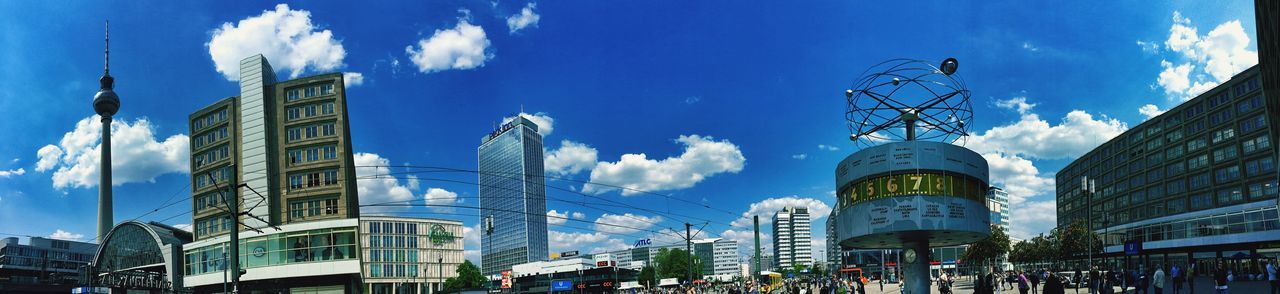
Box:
[772,206,812,269]
[478,116,550,276]
[360,216,464,294]
[987,187,1010,231]
[1054,65,1278,273]
[183,54,363,293]
[692,238,739,277]
[0,237,96,293]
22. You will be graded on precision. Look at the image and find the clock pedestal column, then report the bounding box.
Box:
[902,240,930,294]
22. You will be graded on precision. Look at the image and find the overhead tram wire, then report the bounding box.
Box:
[371,210,659,242]
[80,179,195,244]
[361,202,691,240]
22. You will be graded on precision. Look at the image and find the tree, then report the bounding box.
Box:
[639,266,657,288]
[963,224,1011,272]
[654,248,702,282]
[1055,220,1101,263]
[443,260,487,291]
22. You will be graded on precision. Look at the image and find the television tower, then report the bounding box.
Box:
[92,20,120,243]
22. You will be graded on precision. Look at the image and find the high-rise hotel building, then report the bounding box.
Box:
[182,55,363,293]
[1054,64,1278,272]
[477,116,550,276]
[773,206,812,269]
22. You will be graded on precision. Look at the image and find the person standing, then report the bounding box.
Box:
[1031,269,1042,294]
[1155,265,1166,294]
[1018,270,1032,294]
[1189,263,1197,294]
[1171,264,1183,294]
[1045,271,1066,294]
[1267,259,1278,294]
[1213,261,1229,294]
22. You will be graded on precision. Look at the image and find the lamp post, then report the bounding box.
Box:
[1082,177,1095,271]
[485,215,495,292]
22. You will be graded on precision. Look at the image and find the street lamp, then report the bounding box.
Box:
[484,215,495,292]
[1082,177,1095,271]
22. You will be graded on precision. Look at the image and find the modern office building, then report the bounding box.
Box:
[360,216,464,294]
[1257,1,1280,135]
[692,238,739,277]
[826,210,841,272]
[182,54,363,293]
[1054,64,1278,273]
[987,187,1010,231]
[0,237,96,293]
[478,116,550,276]
[772,206,812,269]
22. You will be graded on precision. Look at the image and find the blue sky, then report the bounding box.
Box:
[0,1,1261,262]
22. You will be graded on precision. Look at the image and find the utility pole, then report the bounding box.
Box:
[753,216,761,280]
[685,222,693,284]
[1082,177,1094,271]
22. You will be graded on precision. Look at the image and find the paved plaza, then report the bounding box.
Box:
[761,276,1275,294]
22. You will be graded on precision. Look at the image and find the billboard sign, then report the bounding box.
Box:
[551,280,574,291]
[561,250,579,258]
[501,271,512,289]
[1124,241,1142,256]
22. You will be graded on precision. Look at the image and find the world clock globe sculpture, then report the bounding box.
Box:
[834,58,990,294]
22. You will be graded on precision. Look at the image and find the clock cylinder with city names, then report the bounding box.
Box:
[834,140,992,248]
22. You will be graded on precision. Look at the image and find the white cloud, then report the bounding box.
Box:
[993,97,1036,115]
[730,196,832,228]
[423,188,460,212]
[1021,42,1040,52]
[1009,200,1057,239]
[465,249,481,265]
[343,72,364,87]
[791,154,807,160]
[1138,104,1166,119]
[406,175,420,190]
[583,135,745,195]
[463,223,481,247]
[549,230,610,253]
[35,145,62,172]
[405,19,492,73]
[547,210,570,225]
[36,115,189,189]
[1157,60,1195,98]
[817,144,840,151]
[502,112,554,136]
[967,98,1127,160]
[207,4,347,81]
[594,213,663,235]
[1158,11,1258,100]
[982,152,1054,205]
[506,2,541,34]
[720,229,770,257]
[545,140,597,175]
[0,168,24,178]
[571,212,585,219]
[1136,40,1161,54]
[48,230,84,241]
[354,153,415,212]
[684,96,702,104]
[172,224,193,232]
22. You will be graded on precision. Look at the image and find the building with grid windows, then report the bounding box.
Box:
[987,187,1010,231]
[360,216,464,294]
[182,54,363,293]
[478,116,550,276]
[0,237,96,293]
[773,206,812,269]
[1054,64,1278,273]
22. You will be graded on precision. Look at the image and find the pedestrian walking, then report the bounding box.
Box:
[1019,270,1032,294]
[1213,261,1229,294]
[1031,269,1042,294]
[1189,263,1197,294]
[1155,265,1166,294]
[1045,271,1066,294]
[1172,264,1183,294]
[1267,259,1278,294]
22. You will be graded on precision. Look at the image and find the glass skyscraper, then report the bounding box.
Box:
[478,116,549,276]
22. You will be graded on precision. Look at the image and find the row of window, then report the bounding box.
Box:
[0,247,92,262]
[287,145,338,166]
[368,221,419,235]
[369,235,420,249]
[194,189,228,214]
[367,248,422,263]
[192,109,229,131]
[287,170,340,190]
[1058,76,1261,187]
[1103,206,1277,246]
[193,126,230,149]
[288,197,340,221]
[369,263,419,278]
[286,122,337,142]
[184,230,357,276]
[1083,181,1278,226]
[195,214,233,238]
[194,165,233,190]
[285,83,337,101]
[194,145,231,168]
[1062,133,1269,199]
[286,102,336,121]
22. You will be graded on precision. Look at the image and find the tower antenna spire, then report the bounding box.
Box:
[104,19,110,75]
